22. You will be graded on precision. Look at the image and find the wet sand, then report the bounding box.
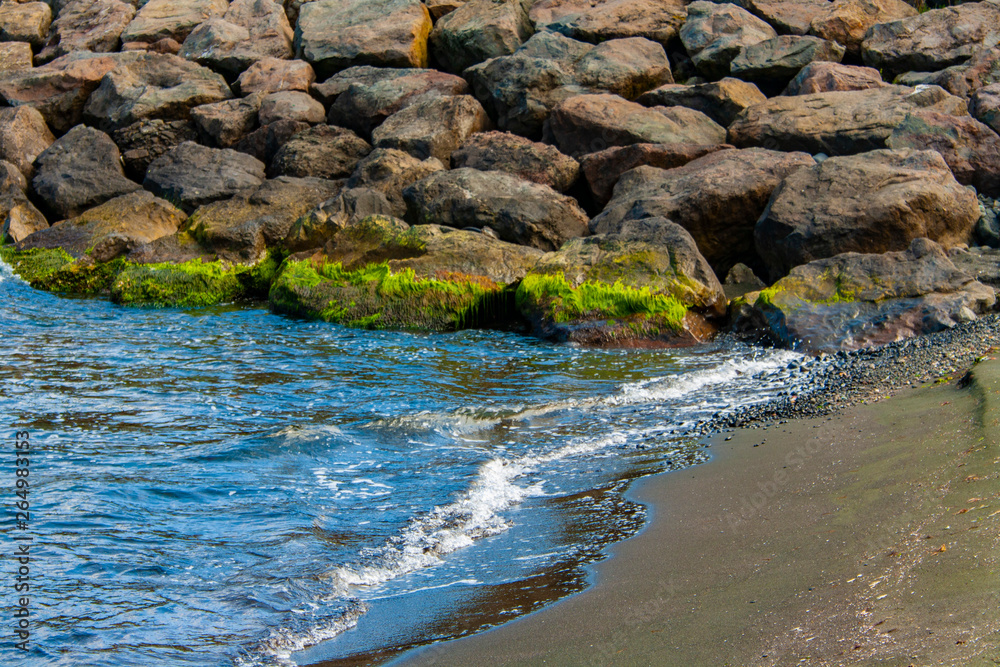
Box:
[389,359,1000,667]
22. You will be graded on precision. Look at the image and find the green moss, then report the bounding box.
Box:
[111,259,247,308]
[757,271,860,311]
[0,246,75,284]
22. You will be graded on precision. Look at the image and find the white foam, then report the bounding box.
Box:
[234,602,368,667]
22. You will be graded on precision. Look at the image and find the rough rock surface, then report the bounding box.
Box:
[270,124,372,179]
[755,149,979,280]
[120,0,228,45]
[1,191,48,244]
[637,78,765,127]
[282,187,395,252]
[0,42,32,73]
[111,119,198,179]
[528,0,688,48]
[783,61,885,96]
[234,119,309,163]
[257,91,326,126]
[190,94,264,148]
[371,95,490,162]
[0,106,54,178]
[0,1,51,47]
[809,0,916,57]
[0,160,26,193]
[679,1,777,80]
[345,148,445,216]
[429,0,533,74]
[235,58,315,96]
[971,83,1000,136]
[38,0,135,64]
[732,0,831,36]
[179,0,294,77]
[729,35,845,88]
[451,131,579,193]
[144,141,266,213]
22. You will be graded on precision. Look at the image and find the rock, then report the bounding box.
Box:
[120,0,228,45]
[318,65,469,139]
[1,191,48,244]
[294,0,433,75]
[235,58,315,96]
[121,36,183,55]
[451,131,579,193]
[809,0,916,57]
[0,42,32,73]
[728,84,968,155]
[82,52,233,131]
[185,176,342,261]
[144,141,266,213]
[729,35,845,89]
[529,0,688,48]
[862,1,1000,78]
[592,148,813,276]
[569,36,673,99]
[547,93,725,157]
[0,106,54,178]
[929,48,1000,99]
[783,61,885,95]
[190,93,263,148]
[270,124,372,179]
[887,110,1000,198]
[372,94,490,162]
[403,168,589,250]
[755,148,979,281]
[31,125,141,219]
[234,118,309,163]
[972,83,1000,135]
[429,0,532,74]
[17,190,184,258]
[517,217,725,346]
[427,0,466,20]
[345,147,445,216]
[723,262,765,300]
[679,1,777,80]
[179,0,294,77]
[745,238,996,352]
[257,91,325,126]
[282,186,395,252]
[732,0,832,36]
[637,78,765,127]
[578,142,734,206]
[36,0,134,64]
[0,1,51,47]
[0,160,26,193]
[111,118,198,179]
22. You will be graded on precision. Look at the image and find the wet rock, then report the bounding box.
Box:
[727,84,968,155]
[37,0,135,64]
[0,106,54,179]
[783,61,885,95]
[144,141,266,213]
[755,149,979,281]
[120,0,228,45]
[403,167,589,250]
[234,118,309,163]
[282,186,395,252]
[970,82,1000,136]
[294,0,433,75]
[729,36,845,89]
[190,93,264,148]
[179,0,294,77]
[0,191,48,244]
[529,0,688,48]
[235,58,315,96]
[372,94,490,162]
[0,42,32,73]
[809,0,916,57]
[345,147,445,216]
[637,78,765,127]
[0,1,51,47]
[547,93,725,157]
[257,91,325,126]
[451,131,579,193]
[429,0,532,74]
[679,1,776,80]
[270,124,372,179]
[592,148,813,276]
[111,118,199,180]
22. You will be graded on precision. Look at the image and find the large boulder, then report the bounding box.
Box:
[371,95,490,162]
[31,125,141,219]
[1,191,48,244]
[111,118,199,179]
[547,93,725,157]
[679,1,777,80]
[257,91,326,126]
[0,106,54,178]
[37,0,135,64]
[282,186,395,252]
[755,148,979,281]
[862,1,1000,78]
[403,168,589,251]
[528,0,688,48]
[727,84,968,155]
[783,61,886,95]
[0,42,32,73]
[592,148,813,276]
[144,141,266,213]
[82,52,233,131]
[190,94,264,148]
[120,0,228,45]
[179,0,294,77]
[516,217,725,346]
[636,78,765,127]
[235,58,315,96]
[345,148,446,216]
[808,0,916,57]
[294,0,433,75]
[429,0,533,74]
[451,131,580,193]
[731,0,832,36]
[742,238,996,352]
[0,1,51,47]
[729,35,845,89]
[270,124,372,179]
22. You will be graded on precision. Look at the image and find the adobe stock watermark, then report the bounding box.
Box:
[10,430,32,653]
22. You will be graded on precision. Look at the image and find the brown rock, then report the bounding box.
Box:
[426,0,466,20]
[0,160,26,192]
[809,0,916,57]
[637,78,765,127]
[529,0,688,48]
[270,124,372,179]
[190,93,264,148]
[429,0,533,74]
[451,131,580,192]
[569,36,673,100]
[345,147,445,216]
[733,0,832,36]
[1,191,48,244]
[0,106,54,178]
[234,119,309,163]
[0,42,32,73]
[111,118,198,179]
[179,0,294,77]
[258,91,325,126]
[971,82,1000,136]
[37,0,135,64]
[120,0,228,45]
[729,35,845,88]
[372,94,490,162]
[0,1,51,47]
[121,37,183,55]
[235,58,315,96]
[782,61,885,95]
[679,1,776,80]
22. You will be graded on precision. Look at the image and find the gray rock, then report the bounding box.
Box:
[372,95,491,162]
[38,0,135,64]
[451,131,579,193]
[679,1,776,80]
[429,0,533,74]
[258,91,326,126]
[190,94,264,148]
[283,186,396,252]
[270,124,372,179]
[529,0,688,48]
[179,0,294,77]
[729,35,845,88]
[111,118,199,179]
[345,147,446,216]
[144,141,266,213]
[120,0,228,45]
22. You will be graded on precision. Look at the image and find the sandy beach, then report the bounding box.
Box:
[388,358,1000,667]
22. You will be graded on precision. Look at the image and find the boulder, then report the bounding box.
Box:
[887,110,1000,198]
[0,42,32,73]
[723,261,765,301]
[755,149,979,281]
[1,191,48,244]
[82,52,233,131]
[37,0,135,64]
[592,148,813,276]
[371,94,490,162]
[783,61,885,95]
[727,84,968,155]
[318,66,469,139]
[429,0,532,74]
[144,141,267,213]
[234,118,310,163]
[403,168,589,250]
[345,147,446,216]
[579,142,734,205]
[808,0,916,57]
[120,0,228,45]
[679,1,777,80]
[451,131,580,193]
[528,0,688,48]
[257,91,325,125]
[731,0,832,36]
[294,0,433,75]
[235,58,315,96]
[743,238,996,352]
[282,186,395,251]
[270,124,372,179]
[862,1,1000,77]
[190,93,264,148]
[516,217,725,347]
[0,160,26,193]
[111,118,199,179]
[729,35,845,89]
[32,125,141,219]
[971,83,1000,135]
[568,36,673,99]
[547,93,725,157]
[636,78,765,127]
[427,0,466,20]
[179,0,294,77]
[928,48,1000,99]
[0,106,54,178]
[17,190,184,259]
[0,1,51,47]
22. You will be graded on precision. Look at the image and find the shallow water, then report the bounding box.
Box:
[0,260,809,666]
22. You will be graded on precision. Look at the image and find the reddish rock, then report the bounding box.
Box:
[451,131,580,193]
[179,0,294,77]
[37,0,135,64]
[120,0,228,45]
[809,0,916,57]
[0,106,54,178]
[1,191,48,244]
[257,91,326,126]
[783,61,885,95]
[734,0,832,36]
[235,58,315,96]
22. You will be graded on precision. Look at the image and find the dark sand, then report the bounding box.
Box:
[389,359,1000,667]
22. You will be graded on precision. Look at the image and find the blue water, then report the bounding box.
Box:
[0,260,808,666]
